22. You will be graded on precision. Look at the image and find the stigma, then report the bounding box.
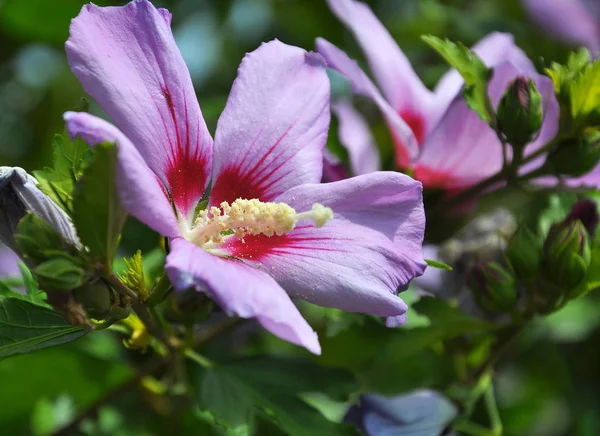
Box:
[188,198,333,249]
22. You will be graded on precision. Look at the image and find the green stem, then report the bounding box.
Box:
[454,421,495,436]
[106,274,174,354]
[484,383,503,436]
[145,272,173,307]
[184,349,213,368]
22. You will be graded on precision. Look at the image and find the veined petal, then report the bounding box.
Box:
[524,0,600,55]
[66,0,213,219]
[166,238,320,354]
[64,112,181,238]
[0,167,79,251]
[221,172,426,318]
[209,40,329,206]
[434,33,536,115]
[326,0,433,112]
[317,38,418,166]
[333,100,380,175]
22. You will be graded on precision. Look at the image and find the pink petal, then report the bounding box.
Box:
[326,0,433,112]
[166,238,320,354]
[64,112,181,238]
[524,0,600,55]
[332,99,380,175]
[221,172,426,318]
[208,40,329,206]
[434,32,537,117]
[316,38,419,166]
[66,0,213,219]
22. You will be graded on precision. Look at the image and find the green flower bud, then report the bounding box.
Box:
[547,130,600,177]
[542,220,591,291]
[496,77,543,150]
[74,281,113,319]
[32,256,88,291]
[467,262,518,313]
[506,224,542,281]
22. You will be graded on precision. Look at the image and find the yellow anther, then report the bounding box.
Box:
[189,198,333,248]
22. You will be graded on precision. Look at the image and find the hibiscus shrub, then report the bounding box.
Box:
[1,0,600,435]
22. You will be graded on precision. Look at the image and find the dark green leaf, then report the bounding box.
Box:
[198,357,358,435]
[422,35,494,122]
[0,297,89,359]
[73,142,127,272]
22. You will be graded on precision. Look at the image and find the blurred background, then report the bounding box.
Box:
[0,0,598,435]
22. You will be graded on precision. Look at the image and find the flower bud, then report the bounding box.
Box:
[567,200,599,236]
[506,224,542,282]
[547,130,600,177]
[467,262,518,312]
[542,220,591,291]
[0,167,79,254]
[74,280,113,319]
[496,77,543,150]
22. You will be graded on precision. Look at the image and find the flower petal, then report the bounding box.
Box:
[221,172,426,318]
[333,99,380,175]
[434,32,537,113]
[0,167,79,251]
[64,112,181,238]
[66,0,213,218]
[209,40,329,206]
[0,243,20,278]
[166,238,320,354]
[326,0,433,112]
[316,38,418,165]
[524,0,600,55]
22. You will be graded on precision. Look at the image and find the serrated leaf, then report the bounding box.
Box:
[72,142,126,272]
[33,134,93,212]
[0,297,89,359]
[569,60,600,125]
[422,35,494,123]
[197,357,358,435]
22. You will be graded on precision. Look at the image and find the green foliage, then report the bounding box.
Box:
[197,357,358,435]
[33,134,92,213]
[33,257,88,291]
[0,296,89,360]
[547,49,600,130]
[15,213,71,265]
[422,35,493,122]
[425,258,453,270]
[73,142,127,273]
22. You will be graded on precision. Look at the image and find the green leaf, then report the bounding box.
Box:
[422,35,494,122]
[73,142,127,272]
[15,213,69,265]
[0,297,89,360]
[33,134,93,212]
[32,257,88,291]
[197,357,358,435]
[0,341,131,434]
[546,49,600,129]
[425,258,453,271]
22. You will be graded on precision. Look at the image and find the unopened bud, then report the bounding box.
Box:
[74,280,113,320]
[467,262,518,312]
[506,224,542,282]
[567,200,599,236]
[497,77,543,150]
[543,220,591,291]
[547,130,600,177]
